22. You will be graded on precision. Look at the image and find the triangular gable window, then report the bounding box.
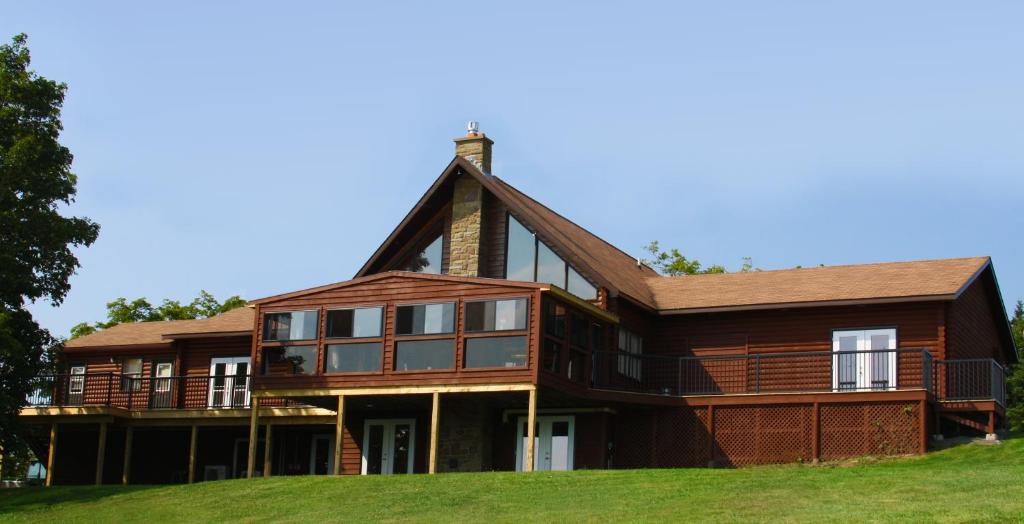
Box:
[407,234,443,274]
[505,214,597,299]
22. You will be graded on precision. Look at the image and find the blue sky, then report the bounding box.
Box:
[7,1,1023,337]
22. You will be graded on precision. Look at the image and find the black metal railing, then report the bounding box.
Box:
[591,348,934,396]
[25,373,298,410]
[934,359,1007,406]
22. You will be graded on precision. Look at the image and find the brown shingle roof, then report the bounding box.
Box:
[646,257,991,313]
[63,307,254,349]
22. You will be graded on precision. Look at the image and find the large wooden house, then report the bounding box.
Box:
[22,127,1015,485]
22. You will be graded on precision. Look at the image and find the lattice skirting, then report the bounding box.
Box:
[612,400,924,468]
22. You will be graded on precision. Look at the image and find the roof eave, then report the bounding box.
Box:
[656,294,959,316]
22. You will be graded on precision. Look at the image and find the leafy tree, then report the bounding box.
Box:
[70,291,247,339]
[1007,300,1024,431]
[643,241,757,276]
[0,34,100,455]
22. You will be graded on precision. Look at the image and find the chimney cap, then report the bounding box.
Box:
[467,121,479,134]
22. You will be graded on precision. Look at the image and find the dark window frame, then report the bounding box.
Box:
[463,296,530,333]
[503,212,599,300]
[262,309,320,342]
[324,305,385,340]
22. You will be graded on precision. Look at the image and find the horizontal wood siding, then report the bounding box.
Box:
[179,336,252,376]
[946,274,1007,363]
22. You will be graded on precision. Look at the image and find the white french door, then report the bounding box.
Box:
[208,357,251,408]
[361,419,415,475]
[150,361,174,408]
[515,416,575,472]
[832,328,897,391]
[309,434,335,475]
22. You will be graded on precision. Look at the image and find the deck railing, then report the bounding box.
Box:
[25,373,297,410]
[934,359,1007,406]
[591,348,935,396]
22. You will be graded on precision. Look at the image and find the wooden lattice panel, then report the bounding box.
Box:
[612,411,656,468]
[655,408,710,467]
[713,405,812,466]
[820,401,920,460]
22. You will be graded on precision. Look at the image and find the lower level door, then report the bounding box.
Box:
[309,434,335,475]
[361,419,415,475]
[515,415,575,471]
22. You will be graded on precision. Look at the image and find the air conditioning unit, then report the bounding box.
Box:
[204,465,227,481]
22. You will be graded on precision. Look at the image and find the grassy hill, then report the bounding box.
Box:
[1,436,1021,523]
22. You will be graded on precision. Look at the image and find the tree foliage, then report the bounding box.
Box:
[0,33,100,455]
[643,241,757,276]
[1007,300,1024,431]
[70,291,247,339]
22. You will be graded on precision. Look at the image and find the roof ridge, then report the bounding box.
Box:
[645,256,991,280]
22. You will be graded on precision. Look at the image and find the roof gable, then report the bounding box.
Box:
[355,156,659,306]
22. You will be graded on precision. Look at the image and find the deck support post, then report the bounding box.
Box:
[333,395,345,475]
[263,423,273,478]
[920,400,930,451]
[122,427,133,485]
[428,392,441,474]
[985,411,998,441]
[188,425,198,484]
[811,402,820,464]
[525,387,537,472]
[246,396,260,478]
[45,423,57,487]
[95,422,108,485]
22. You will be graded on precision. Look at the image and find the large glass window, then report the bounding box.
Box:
[465,298,527,332]
[505,217,535,281]
[617,328,643,381]
[121,357,142,392]
[567,267,597,300]
[465,336,528,368]
[263,310,319,341]
[326,307,383,338]
[262,345,317,375]
[395,302,455,335]
[504,214,598,300]
[395,339,455,371]
[544,300,566,338]
[408,234,442,274]
[326,343,382,373]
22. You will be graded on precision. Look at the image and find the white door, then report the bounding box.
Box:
[361,419,415,475]
[515,416,575,471]
[67,365,86,405]
[832,329,897,391]
[209,357,251,408]
[309,434,335,475]
[151,362,174,408]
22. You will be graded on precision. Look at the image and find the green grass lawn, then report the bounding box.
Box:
[2,436,1021,523]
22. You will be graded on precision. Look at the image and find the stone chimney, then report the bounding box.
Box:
[448,122,490,277]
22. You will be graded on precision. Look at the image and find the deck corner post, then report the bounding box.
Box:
[811,402,820,464]
[525,387,537,472]
[188,424,198,484]
[921,400,931,452]
[333,394,345,475]
[45,423,58,487]
[246,396,260,479]
[95,422,108,485]
[122,426,133,485]
[706,404,715,468]
[263,422,273,479]
[429,391,441,474]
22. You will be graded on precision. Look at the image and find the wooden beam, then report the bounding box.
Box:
[262,423,273,479]
[187,425,198,484]
[95,422,108,485]
[333,395,344,475]
[45,423,57,487]
[428,392,440,474]
[246,396,260,479]
[811,402,820,464]
[254,383,535,398]
[122,427,133,485]
[524,388,537,472]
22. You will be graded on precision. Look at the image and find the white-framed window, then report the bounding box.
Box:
[832,328,897,391]
[121,357,143,392]
[617,328,643,381]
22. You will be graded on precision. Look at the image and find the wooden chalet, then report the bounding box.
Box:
[21,126,1016,484]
